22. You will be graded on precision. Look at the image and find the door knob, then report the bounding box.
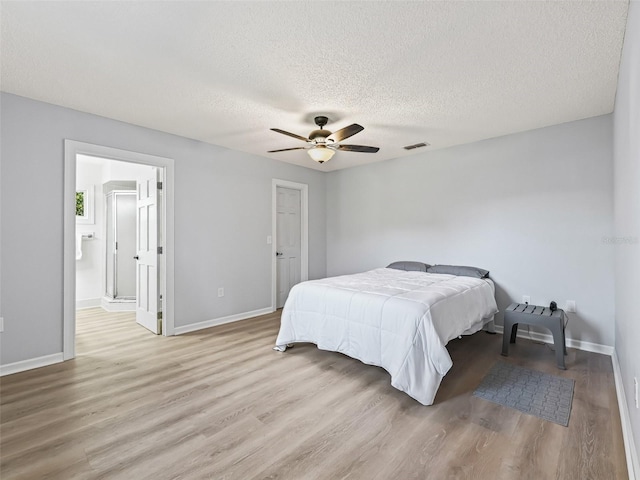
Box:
[276,252,283,256]
[133,255,140,260]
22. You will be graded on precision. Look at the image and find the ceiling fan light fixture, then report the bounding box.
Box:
[269,116,377,163]
[307,146,335,164]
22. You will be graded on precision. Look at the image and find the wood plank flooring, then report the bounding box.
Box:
[0,308,629,479]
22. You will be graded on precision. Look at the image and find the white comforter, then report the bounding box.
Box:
[275,268,498,405]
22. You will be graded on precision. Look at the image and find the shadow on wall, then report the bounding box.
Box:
[492,281,510,327]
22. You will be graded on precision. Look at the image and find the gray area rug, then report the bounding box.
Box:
[473,362,575,426]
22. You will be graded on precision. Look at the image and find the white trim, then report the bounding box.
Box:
[271,179,309,311]
[0,353,64,377]
[101,297,136,312]
[173,307,273,335]
[76,298,102,310]
[494,325,614,355]
[64,140,176,362]
[612,352,639,480]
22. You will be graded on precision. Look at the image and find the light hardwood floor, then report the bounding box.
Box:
[0,308,628,479]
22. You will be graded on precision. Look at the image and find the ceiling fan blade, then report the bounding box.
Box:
[267,147,307,153]
[336,144,380,153]
[271,128,309,142]
[327,124,364,142]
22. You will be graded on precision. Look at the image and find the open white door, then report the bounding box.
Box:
[135,173,161,334]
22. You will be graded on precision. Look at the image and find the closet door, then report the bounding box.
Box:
[276,187,301,308]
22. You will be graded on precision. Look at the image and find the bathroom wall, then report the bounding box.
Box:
[75,156,105,307]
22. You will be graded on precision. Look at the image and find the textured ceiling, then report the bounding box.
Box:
[0,1,629,171]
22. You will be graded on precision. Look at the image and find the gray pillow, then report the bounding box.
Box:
[427,264,490,278]
[386,261,430,272]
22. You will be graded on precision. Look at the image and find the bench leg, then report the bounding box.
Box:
[549,322,566,369]
[510,323,518,344]
[501,321,512,356]
[501,320,519,356]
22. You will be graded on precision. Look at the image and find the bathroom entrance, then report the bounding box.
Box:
[64,140,174,360]
[75,154,162,333]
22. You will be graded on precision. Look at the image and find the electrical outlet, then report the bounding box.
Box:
[218,288,224,298]
[634,377,638,409]
[522,295,530,304]
[565,300,576,313]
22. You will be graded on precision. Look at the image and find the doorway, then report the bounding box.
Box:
[271,179,309,310]
[75,154,162,332]
[63,141,175,361]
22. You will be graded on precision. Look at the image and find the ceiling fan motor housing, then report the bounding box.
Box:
[309,116,331,143]
[309,129,331,142]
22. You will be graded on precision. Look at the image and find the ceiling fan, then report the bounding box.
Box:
[268,116,380,164]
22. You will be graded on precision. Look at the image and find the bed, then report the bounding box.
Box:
[274,265,499,405]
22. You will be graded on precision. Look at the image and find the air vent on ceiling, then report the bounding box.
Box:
[403,142,430,150]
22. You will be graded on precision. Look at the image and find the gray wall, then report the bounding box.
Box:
[0,93,326,365]
[613,0,640,465]
[326,115,615,347]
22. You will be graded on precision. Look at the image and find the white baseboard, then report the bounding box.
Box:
[494,325,614,355]
[101,297,136,312]
[0,353,64,377]
[174,307,273,335]
[612,352,639,480]
[76,297,102,309]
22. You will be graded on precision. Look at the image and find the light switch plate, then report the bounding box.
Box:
[0,317,3,332]
[217,288,224,298]
[267,236,272,245]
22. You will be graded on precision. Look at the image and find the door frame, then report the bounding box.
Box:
[271,179,308,311]
[63,140,175,360]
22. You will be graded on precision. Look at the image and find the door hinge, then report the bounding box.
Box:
[157,312,163,320]
[158,246,163,254]
[157,181,163,190]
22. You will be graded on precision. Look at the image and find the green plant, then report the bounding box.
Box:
[76,191,84,216]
